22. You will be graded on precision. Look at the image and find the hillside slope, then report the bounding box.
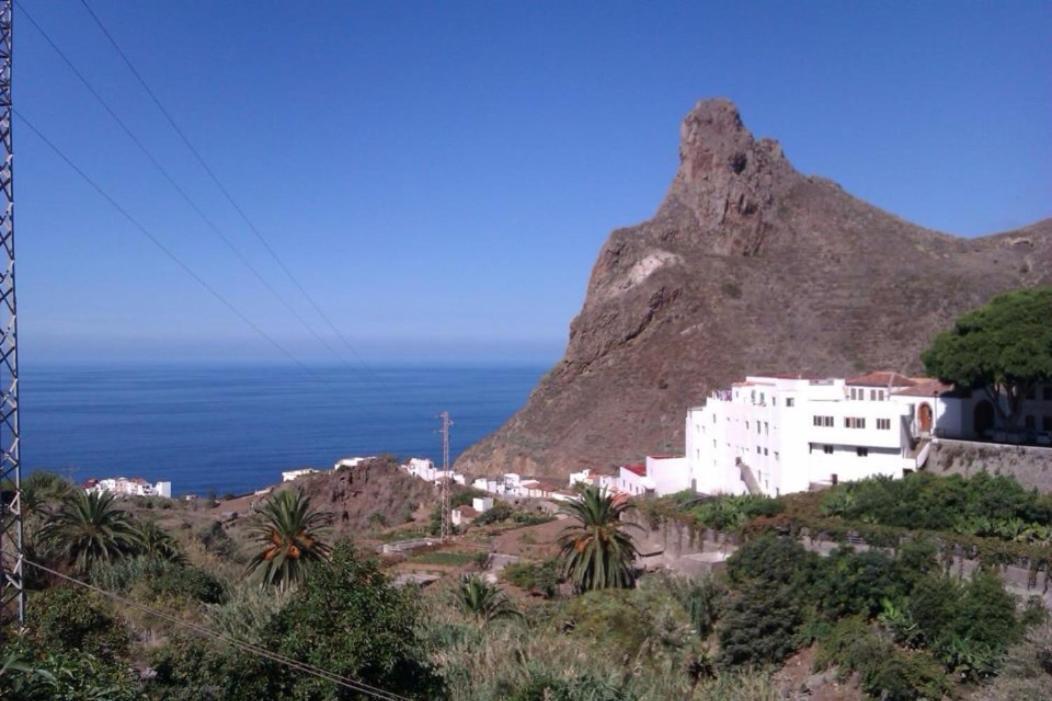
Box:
[457,99,1052,477]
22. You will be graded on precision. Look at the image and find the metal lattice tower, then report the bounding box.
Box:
[438,411,452,539]
[0,0,22,627]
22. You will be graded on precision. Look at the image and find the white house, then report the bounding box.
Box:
[282,468,320,482]
[684,371,985,498]
[401,457,465,484]
[451,505,478,527]
[471,496,494,513]
[84,477,172,499]
[333,456,376,471]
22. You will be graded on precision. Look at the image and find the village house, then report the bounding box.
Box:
[84,476,172,499]
[400,457,465,484]
[684,370,1052,498]
[281,468,320,482]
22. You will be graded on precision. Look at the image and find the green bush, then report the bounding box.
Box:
[717,581,805,667]
[27,587,128,663]
[814,547,901,618]
[502,560,560,598]
[90,556,226,605]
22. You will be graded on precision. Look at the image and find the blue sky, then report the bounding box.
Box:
[14,1,1051,365]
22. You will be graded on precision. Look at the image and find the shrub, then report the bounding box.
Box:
[717,581,804,667]
[27,587,128,663]
[814,547,901,619]
[502,560,560,598]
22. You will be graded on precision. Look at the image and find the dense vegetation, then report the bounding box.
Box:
[923,286,1052,428]
[4,469,1052,700]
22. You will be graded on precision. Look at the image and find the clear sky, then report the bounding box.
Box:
[14,1,1051,365]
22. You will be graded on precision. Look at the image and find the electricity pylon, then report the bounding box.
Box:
[438,411,452,539]
[0,0,24,627]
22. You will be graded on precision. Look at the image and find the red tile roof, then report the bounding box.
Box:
[846,371,916,388]
[455,506,478,517]
[622,464,647,477]
[893,379,955,397]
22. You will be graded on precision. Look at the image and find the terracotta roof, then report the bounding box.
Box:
[455,506,478,517]
[893,379,955,397]
[534,479,565,492]
[846,371,916,388]
[622,464,647,477]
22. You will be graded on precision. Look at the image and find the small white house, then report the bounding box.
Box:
[471,496,494,513]
[333,456,376,471]
[282,468,320,483]
[451,505,478,527]
[401,457,464,484]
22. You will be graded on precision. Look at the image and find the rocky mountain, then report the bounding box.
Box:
[457,98,1052,478]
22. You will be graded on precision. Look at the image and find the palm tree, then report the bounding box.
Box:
[247,489,333,591]
[557,484,640,591]
[456,575,522,623]
[138,520,185,563]
[38,490,142,573]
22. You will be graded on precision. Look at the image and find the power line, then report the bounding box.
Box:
[77,0,385,377]
[14,1,352,369]
[14,110,319,378]
[23,559,412,701]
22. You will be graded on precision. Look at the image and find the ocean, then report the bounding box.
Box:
[19,363,546,496]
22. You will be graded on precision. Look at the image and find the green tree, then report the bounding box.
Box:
[247,488,332,591]
[922,287,1052,428]
[557,485,640,592]
[455,575,523,623]
[137,520,185,563]
[264,541,443,699]
[38,490,142,573]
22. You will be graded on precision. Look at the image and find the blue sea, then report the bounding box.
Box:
[19,363,545,496]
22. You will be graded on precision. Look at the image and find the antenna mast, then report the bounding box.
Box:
[439,411,452,539]
[0,0,24,627]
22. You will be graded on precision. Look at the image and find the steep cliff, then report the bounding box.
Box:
[457,98,1052,477]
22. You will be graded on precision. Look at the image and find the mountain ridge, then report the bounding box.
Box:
[457,98,1052,477]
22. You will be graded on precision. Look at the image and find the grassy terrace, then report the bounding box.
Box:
[636,471,1052,572]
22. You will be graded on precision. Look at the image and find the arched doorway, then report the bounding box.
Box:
[918,403,933,433]
[974,400,995,437]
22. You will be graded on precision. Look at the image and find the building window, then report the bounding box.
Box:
[756,446,761,454]
[823,445,834,455]
[1044,385,1052,401]
[745,421,750,430]
[774,451,780,461]
[772,397,777,406]
[1025,415,1036,430]
[757,422,761,435]
[878,390,885,401]
[1025,386,1036,400]
[786,397,795,407]
[857,447,869,457]
[813,415,833,427]
[845,417,866,429]
[877,418,891,430]
[764,421,769,435]
[763,447,769,456]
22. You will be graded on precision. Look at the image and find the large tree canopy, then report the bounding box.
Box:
[922,287,1052,427]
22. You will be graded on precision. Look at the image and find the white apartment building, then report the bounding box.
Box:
[84,477,172,499]
[685,371,969,497]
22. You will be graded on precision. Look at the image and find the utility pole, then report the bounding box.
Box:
[438,411,452,540]
[0,0,24,628]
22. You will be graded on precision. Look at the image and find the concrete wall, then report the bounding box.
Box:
[927,438,1052,493]
[626,510,1052,607]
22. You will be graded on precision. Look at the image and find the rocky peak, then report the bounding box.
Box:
[660,99,797,255]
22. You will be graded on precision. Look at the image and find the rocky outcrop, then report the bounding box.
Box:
[457,98,1052,478]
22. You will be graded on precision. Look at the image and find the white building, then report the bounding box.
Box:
[333,456,376,471]
[401,457,465,484]
[684,371,976,498]
[84,477,172,499]
[472,496,494,513]
[282,468,320,482]
[451,505,478,527]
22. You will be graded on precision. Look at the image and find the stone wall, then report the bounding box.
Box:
[627,511,1052,607]
[927,439,1052,493]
